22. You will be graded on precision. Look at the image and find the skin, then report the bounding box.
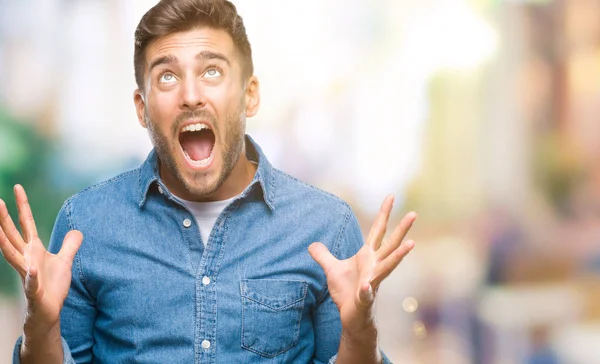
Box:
[309,196,416,363]
[134,27,260,202]
[0,27,417,364]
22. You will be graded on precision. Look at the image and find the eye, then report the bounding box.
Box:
[159,72,177,83]
[204,68,221,78]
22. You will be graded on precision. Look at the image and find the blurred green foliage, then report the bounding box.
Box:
[0,108,74,299]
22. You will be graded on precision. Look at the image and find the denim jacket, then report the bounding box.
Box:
[14,136,392,363]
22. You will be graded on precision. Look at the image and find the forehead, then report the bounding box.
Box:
[146,27,237,65]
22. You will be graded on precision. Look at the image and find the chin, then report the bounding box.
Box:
[179,170,223,198]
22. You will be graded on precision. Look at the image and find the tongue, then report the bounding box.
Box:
[180,131,214,161]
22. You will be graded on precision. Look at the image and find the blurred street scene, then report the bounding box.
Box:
[1,0,600,363]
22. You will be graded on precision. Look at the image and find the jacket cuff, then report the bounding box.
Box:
[13,335,75,364]
[328,350,393,364]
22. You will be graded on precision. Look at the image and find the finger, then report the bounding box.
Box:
[377,211,417,260]
[366,195,394,249]
[357,281,375,307]
[308,242,337,275]
[57,230,83,264]
[0,225,26,276]
[371,239,415,288]
[0,199,26,254]
[14,184,39,242]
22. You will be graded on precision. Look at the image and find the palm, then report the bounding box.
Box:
[321,245,377,328]
[26,242,76,320]
[0,185,82,327]
[309,196,416,332]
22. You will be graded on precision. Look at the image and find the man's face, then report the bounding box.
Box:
[134,27,258,200]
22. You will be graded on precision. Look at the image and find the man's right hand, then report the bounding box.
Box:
[0,184,82,363]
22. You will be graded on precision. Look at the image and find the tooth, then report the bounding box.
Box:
[182,123,212,133]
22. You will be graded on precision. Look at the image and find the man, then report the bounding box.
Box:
[0,0,417,363]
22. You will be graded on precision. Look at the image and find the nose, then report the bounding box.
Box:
[180,76,206,110]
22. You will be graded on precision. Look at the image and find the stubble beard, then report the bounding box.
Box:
[145,106,246,199]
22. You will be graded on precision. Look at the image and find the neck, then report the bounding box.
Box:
[201,152,257,202]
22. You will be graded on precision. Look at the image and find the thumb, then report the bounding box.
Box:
[358,281,375,307]
[57,230,83,264]
[308,242,337,274]
[24,265,40,300]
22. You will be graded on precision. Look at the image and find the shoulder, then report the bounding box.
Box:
[48,168,141,252]
[270,168,364,259]
[271,168,352,216]
[64,168,141,217]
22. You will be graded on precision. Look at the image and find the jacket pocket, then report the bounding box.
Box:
[240,279,308,358]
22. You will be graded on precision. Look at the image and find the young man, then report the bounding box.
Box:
[0,1,417,363]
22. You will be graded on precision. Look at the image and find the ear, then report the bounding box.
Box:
[244,76,260,118]
[133,89,147,128]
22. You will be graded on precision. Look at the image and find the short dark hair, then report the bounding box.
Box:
[134,0,253,90]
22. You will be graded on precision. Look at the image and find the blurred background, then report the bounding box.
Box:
[1,0,600,362]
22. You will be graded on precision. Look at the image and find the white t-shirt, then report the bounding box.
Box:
[178,196,236,247]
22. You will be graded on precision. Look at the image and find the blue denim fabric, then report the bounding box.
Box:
[13,136,392,363]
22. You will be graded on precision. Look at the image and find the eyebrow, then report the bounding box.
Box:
[196,50,230,66]
[148,51,231,73]
[148,54,177,73]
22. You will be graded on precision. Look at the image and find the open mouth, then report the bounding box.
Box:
[178,122,216,167]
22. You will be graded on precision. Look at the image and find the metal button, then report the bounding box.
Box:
[183,218,192,228]
[202,276,211,286]
[201,340,211,349]
[158,185,164,194]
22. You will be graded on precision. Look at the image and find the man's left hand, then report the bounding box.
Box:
[308,195,417,335]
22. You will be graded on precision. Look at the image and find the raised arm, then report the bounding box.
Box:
[309,195,416,364]
[0,185,82,364]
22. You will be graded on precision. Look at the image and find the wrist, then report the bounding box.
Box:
[341,321,378,345]
[23,317,60,345]
[23,299,62,331]
[341,309,378,339]
[21,321,63,364]
[24,313,60,335]
[337,323,382,364]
